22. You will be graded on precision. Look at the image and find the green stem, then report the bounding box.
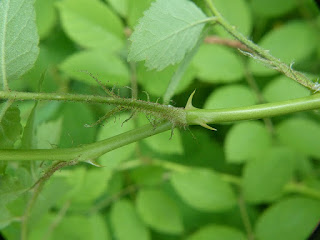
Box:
[204,0,316,91]
[0,90,187,126]
[187,93,320,125]
[0,122,172,162]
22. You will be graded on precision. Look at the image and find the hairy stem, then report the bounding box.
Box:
[204,0,316,91]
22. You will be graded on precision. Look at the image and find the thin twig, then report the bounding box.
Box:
[204,36,251,52]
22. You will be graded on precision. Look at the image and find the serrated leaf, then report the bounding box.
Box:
[263,76,310,102]
[59,50,129,86]
[0,0,39,88]
[255,197,320,240]
[128,0,208,70]
[0,103,22,149]
[171,168,236,211]
[249,21,317,76]
[204,85,256,109]
[243,147,295,203]
[57,0,124,51]
[276,117,320,159]
[136,189,184,234]
[224,121,272,163]
[111,199,151,240]
[251,0,297,18]
[187,224,246,240]
[193,45,245,83]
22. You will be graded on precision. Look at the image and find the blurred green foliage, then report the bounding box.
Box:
[0,0,320,239]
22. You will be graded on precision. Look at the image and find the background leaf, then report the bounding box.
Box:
[224,121,272,163]
[276,117,320,160]
[255,197,320,240]
[187,224,246,240]
[59,50,130,86]
[0,103,22,149]
[136,188,184,234]
[204,85,256,109]
[171,168,236,211]
[57,0,124,51]
[128,0,208,70]
[111,199,150,240]
[243,147,295,203]
[0,0,39,88]
[193,45,245,83]
[263,76,310,102]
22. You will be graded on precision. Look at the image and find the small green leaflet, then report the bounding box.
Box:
[0,0,39,89]
[128,0,210,70]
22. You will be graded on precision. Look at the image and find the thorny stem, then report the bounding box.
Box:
[204,0,316,91]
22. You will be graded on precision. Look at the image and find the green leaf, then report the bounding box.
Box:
[0,0,39,88]
[187,224,246,240]
[56,0,124,51]
[224,121,272,163]
[136,189,184,234]
[243,147,295,203]
[255,197,320,240]
[35,0,57,39]
[249,21,317,76]
[212,0,252,37]
[30,213,111,240]
[97,113,136,169]
[111,199,151,240]
[204,85,256,109]
[263,76,310,102]
[251,0,297,18]
[130,166,166,187]
[127,0,153,27]
[128,0,208,70]
[276,117,320,159]
[59,50,129,86]
[36,117,63,149]
[67,168,112,205]
[20,102,38,149]
[0,103,22,149]
[106,0,128,17]
[137,63,196,97]
[0,168,32,228]
[58,102,96,148]
[171,168,236,211]
[193,45,244,83]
